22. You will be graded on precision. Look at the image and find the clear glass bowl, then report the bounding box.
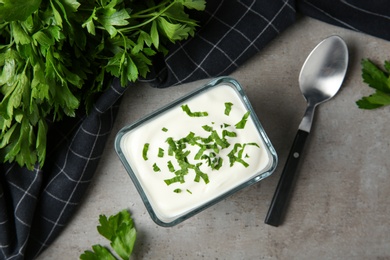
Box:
[115,77,278,227]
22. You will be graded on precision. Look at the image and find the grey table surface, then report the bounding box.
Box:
[39,17,390,259]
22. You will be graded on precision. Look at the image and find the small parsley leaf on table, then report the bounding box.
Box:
[356,59,390,109]
[80,209,136,260]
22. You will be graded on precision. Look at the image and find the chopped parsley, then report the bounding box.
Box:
[222,129,237,138]
[235,111,250,129]
[164,175,185,185]
[173,189,193,194]
[153,163,161,172]
[181,104,209,117]
[211,130,230,148]
[194,165,210,184]
[158,148,164,158]
[142,143,149,161]
[224,102,233,115]
[202,125,213,132]
[143,102,260,193]
[167,161,175,172]
[227,142,259,167]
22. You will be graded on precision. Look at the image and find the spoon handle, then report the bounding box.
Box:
[265,129,309,227]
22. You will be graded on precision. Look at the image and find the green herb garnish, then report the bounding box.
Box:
[142,143,150,160]
[80,209,136,260]
[222,129,237,138]
[166,137,176,156]
[193,146,205,160]
[224,102,233,115]
[235,111,250,129]
[164,175,185,185]
[162,127,168,132]
[356,59,390,109]
[194,165,209,184]
[143,102,261,194]
[167,160,175,172]
[227,143,242,166]
[181,104,209,117]
[211,130,230,148]
[202,125,213,132]
[227,142,259,167]
[158,148,164,157]
[153,163,161,172]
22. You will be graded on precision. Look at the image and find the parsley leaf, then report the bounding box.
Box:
[0,0,42,23]
[179,0,207,10]
[356,59,390,109]
[80,245,116,260]
[80,209,137,260]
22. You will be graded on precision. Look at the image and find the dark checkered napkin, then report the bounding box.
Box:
[297,0,390,41]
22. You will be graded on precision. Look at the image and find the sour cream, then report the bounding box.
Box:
[118,82,275,224]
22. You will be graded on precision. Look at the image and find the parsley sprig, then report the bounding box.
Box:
[0,0,206,170]
[356,59,390,109]
[80,209,137,260]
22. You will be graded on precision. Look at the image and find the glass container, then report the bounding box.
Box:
[115,77,278,227]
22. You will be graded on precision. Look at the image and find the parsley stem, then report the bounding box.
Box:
[119,1,176,32]
[132,0,171,16]
[130,0,198,26]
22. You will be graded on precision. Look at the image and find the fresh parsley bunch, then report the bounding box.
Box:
[356,59,390,109]
[0,0,206,170]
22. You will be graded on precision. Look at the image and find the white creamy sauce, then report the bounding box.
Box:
[120,84,271,223]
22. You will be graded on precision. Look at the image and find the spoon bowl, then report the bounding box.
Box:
[265,36,349,227]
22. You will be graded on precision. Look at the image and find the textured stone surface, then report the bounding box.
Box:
[39,17,390,259]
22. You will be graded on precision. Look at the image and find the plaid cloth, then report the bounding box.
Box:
[1,0,389,259]
[297,0,390,41]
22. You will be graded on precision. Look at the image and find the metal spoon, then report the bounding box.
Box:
[265,35,349,227]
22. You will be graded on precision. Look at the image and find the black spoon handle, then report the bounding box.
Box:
[265,129,309,227]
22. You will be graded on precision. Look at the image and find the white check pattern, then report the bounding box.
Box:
[1,0,389,259]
